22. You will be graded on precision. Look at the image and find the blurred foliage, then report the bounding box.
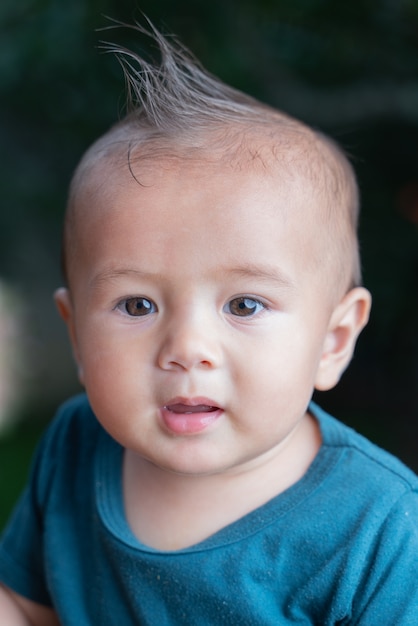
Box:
[0,0,417,520]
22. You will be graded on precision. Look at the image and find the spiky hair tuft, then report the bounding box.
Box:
[99,18,275,133]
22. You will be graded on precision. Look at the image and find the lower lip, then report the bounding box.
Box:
[160,408,223,435]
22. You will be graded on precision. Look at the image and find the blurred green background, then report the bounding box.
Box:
[1,0,418,528]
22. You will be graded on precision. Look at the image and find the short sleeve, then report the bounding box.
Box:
[352,489,418,625]
[0,445,53,605]
[0,397,83,606]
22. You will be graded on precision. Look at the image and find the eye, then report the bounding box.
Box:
[225,297,266,317]
[118,297,157,317]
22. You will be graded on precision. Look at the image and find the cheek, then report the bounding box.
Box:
[77,325,159,414]
[236,325,325,398]
[77,328,132,391]
[79,343,144,442]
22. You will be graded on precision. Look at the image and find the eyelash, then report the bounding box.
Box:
[115,295,267,318]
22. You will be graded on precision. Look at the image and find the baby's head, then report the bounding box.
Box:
[55,23,371,477]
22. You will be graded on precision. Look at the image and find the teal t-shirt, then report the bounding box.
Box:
[0,394,417,624]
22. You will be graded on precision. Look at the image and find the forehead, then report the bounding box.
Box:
[74,141,324,237]
[68,147,331,293]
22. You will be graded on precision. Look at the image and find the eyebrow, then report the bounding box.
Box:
[91,264,295,290]
[224,264,296,290]
[90,268,166,288]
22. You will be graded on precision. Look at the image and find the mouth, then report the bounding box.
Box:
[165,403,219,415]
[161,397,223,435]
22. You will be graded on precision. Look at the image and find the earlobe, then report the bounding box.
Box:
[315,287,372,391]
[54,287,85,386]
[54,287,72,323]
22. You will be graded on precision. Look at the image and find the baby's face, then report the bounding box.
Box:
[57,154,367,477]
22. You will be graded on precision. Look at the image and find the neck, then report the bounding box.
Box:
[122,412,321,551]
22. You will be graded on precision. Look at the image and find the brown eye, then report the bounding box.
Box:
[122,297,156,316]
[226,297,264,317]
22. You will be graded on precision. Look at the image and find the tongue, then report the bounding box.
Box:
[166,404,217,414]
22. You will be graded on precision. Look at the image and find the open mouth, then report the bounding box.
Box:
[161,398,223,435]
[164,403,219,415]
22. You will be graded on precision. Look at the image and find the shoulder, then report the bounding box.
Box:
[28,394,103,506]
[308,401,418,538]
[304,403,418,621]
[310,401,418,492]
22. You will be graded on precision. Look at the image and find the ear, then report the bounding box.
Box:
[315,287,371,391]
[54,287,85,386]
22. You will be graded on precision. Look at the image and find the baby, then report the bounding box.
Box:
[0,22,417,625]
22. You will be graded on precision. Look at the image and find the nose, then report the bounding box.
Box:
[157,311,222,372]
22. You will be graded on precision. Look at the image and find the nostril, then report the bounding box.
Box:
[157,331,220,371]
[165,358,213,371]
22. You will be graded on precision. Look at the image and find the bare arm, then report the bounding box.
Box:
[0,584,59,626]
